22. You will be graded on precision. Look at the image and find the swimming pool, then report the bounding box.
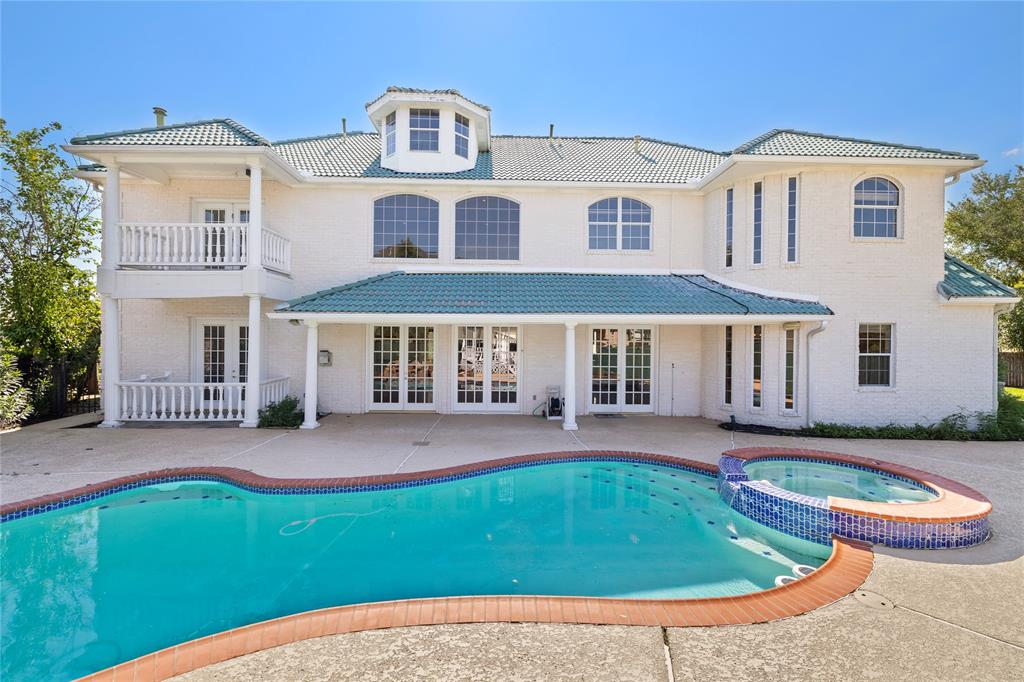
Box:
[742,460,937,503]
[1,458,827,682]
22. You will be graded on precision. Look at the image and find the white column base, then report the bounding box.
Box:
[299,422,321,430]
[238,422,258,429]
[97,420,120,428]
[561,420,578,431]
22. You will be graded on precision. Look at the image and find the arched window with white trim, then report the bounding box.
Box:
[853,177,900,238]
[455,196,520,260]
[588,197,651,251]
[373,194,439,259]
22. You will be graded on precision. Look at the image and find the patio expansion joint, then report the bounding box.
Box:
[891,602,1024,651]
[392,415,444,474]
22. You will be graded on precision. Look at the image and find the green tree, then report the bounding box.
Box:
[945,166,1024,349]
[0,120,101,418]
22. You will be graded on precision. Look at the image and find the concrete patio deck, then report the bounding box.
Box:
[2,413,1022,680]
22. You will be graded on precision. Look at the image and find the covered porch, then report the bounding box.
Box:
[269,271,832,431]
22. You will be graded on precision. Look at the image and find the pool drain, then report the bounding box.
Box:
[853,590,895,610]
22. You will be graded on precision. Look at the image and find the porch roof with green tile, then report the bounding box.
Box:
[939,254,1020,300]
[274,272,832,317]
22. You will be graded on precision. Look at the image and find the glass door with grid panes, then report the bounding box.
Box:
[454,325,520,412]
[589,327,653,413]
[193,321,248,405]
[369,326,436,410]
[195,203,249,267]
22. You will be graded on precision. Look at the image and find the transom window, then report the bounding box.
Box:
[455,113,470,159]
[385,112,396,156]
[409,108,439,152]
[588,198,651,251]
[854,177,900,238]
[858,324,893,386]
[373,194,439,259]
[455,196,520,260]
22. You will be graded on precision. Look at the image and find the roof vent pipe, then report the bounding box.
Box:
[342,117,347,137]
[549,123,554,142]
[634,135,640,153]
[153,107,167,127]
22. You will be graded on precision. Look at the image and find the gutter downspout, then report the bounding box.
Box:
[805,320,829,427]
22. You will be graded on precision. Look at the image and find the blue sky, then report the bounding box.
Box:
[2,1,1021,202]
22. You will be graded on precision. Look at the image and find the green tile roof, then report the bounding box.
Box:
[276,272,832,316]
[940,255,1019,299]
[69,119,269,146]
[273,133,725,182]
[733,129,977,160]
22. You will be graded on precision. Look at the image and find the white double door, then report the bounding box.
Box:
[589,327,654,413]
[369,325,436,410]
[193,319,249,403]
[455,325,520,412]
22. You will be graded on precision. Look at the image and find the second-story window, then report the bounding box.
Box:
[385,112,396,156]
[752,181,763,265]
[786,177,798,263]
[455,113,470,159]
[373,194,439,259]
[854,177,900,238]
[725,188,734,267]
[455,196,520,260]
[588,197,651,251]
[409,109,439,151]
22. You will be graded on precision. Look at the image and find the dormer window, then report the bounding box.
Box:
[455,114,470,158]
[385,112,396,156]
[409,109,439,151]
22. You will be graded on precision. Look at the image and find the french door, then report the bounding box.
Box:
[454,326,520,412]
[195,202,249,266]
[194,320,248,404]
[589,327,654,413]
[369,325,436,410]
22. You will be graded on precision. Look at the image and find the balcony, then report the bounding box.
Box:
[118,223,291,274]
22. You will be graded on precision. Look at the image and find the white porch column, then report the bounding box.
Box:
[301,320,320,429]
[99,295,120,427]
[246,161,263,271]
[240,294,263,427]
[563,322,578,431]
[101,162,120,270]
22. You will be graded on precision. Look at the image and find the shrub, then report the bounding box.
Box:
[257,395,303,428]
[0,354,32,429]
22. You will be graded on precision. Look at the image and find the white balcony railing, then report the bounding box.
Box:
[118,223,291,274]
[261,228,291,274]
[117,376,290,422]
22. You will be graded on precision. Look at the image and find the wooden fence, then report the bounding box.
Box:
[1001,352,1024,388]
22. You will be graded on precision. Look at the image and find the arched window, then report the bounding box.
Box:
[588,198,651,251]
[455,196,520,260]
[373,194,439,259]
[853,177,900,238]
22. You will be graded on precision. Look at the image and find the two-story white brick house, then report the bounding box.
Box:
[67,87,1018,431]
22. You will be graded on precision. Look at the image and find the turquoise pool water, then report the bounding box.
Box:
[1,460,826,681]
[743,460,937,503]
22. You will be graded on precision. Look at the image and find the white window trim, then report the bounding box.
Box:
[750,179,765,268]
[779,324,799,415]
[367,192,442,262]
[450,324,524,414]
[783,175,800,266]
[584,196,654,254]
[721,324,735,411]
[384,112,397,157]
[749,324,764,412]
[850,174,904,242]
[451,193,523,264]
[190,199,251,224]
[408,108,441,153]
[724,187,735,270]
[454,113,470,159]
[856,321,897,392]
[586,325,658,414]
[364,325,438,411]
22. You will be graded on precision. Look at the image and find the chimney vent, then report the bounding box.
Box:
[342,117,347,137]
[153,107,167,127]
[549,123,554,141]
[634,135,640,153]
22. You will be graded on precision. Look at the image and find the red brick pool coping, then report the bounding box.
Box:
[724,447,992,523]
[2,451,873,682]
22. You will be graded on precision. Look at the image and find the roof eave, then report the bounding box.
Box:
[266,311,833,324]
